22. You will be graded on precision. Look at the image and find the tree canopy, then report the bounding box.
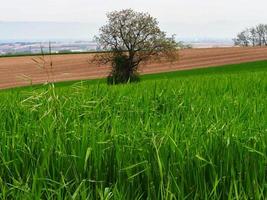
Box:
[93,9,179,84]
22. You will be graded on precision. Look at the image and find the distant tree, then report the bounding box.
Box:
[249,27,257,46]
[234,29,250,46]
[256,24,264,46]
[93,9,179,84]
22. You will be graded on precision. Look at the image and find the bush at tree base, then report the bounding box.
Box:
[107,54,140,84]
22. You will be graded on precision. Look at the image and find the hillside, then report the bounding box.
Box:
[1,46,267,89]
[0,62,266,199]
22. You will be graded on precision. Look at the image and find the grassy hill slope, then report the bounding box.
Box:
[0,61,266,199]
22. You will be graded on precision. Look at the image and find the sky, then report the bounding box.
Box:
[0,0,267,41]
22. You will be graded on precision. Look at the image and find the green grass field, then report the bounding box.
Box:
[0,61,266,199]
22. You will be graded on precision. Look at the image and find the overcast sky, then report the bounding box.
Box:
[1,0,267,40]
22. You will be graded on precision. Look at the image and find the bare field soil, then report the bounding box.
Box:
[0,47,267,89]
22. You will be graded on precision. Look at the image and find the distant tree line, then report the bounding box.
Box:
[177,41,193,49]
[234,24,267,47]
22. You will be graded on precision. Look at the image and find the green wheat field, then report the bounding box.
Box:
[0,61,266,199]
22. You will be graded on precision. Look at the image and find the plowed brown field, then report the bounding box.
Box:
[1,47,267,89]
